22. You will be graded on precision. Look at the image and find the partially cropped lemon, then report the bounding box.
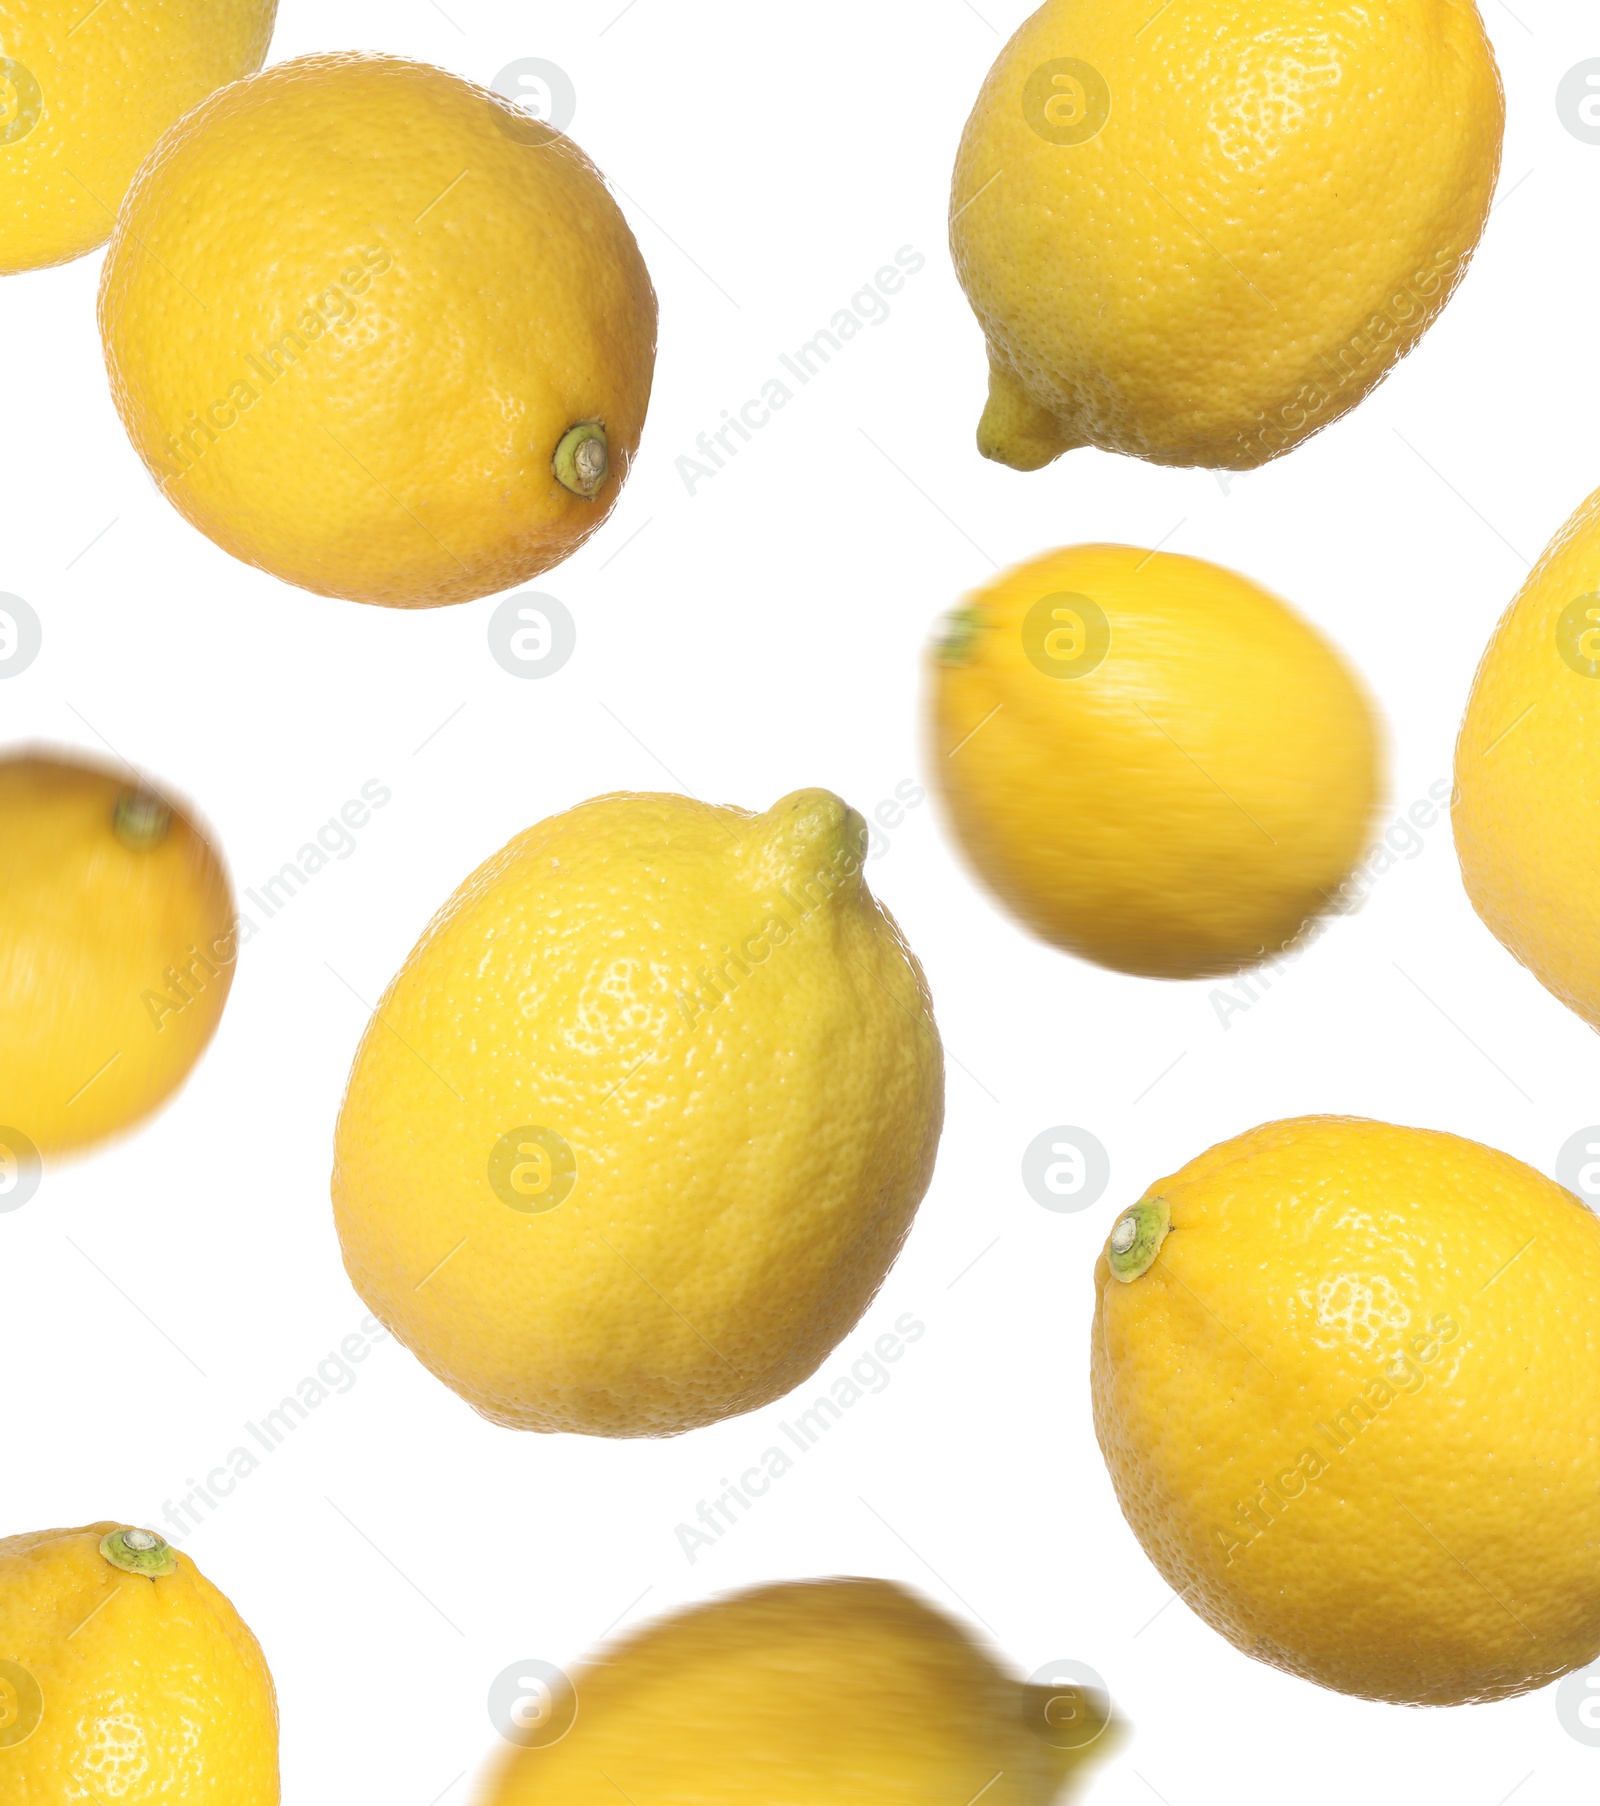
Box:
[0,750,235,1163]
[950,0,1502,470]
[480,1578,1116,1806]
[99,52,656,607]
[928,545,1382,978]
[0,0,275,273]
[332,789,944,1436]
[1092,1115,1600,1705]
[0,1523,278,1800]
[1454,484,1600,1031]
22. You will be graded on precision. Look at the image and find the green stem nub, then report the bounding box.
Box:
[112,791,171,850]
[1106,1196,1171,1284]
[99,1527,178,1579]
[936,605,986,666]
[552,421,610,498]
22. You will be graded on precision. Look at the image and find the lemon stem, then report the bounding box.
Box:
[1107,1196,1171,1283]
[553,421,610,498]
[112,791,172,850]
[99,1527,178,1579]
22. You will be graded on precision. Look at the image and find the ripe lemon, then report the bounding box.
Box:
[950,0,1503,470]
[0,1522,278,1800]
[98,52,656,607]
[0,0,275,274]
[0,750,235,1163]
[331,789,944,1437]
[1454,484,1600,1030]
[480,1577,1115,1806]
[1092,1115,1600,1705]
[928,545,1382,978]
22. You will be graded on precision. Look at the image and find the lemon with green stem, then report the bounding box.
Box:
[0,1521,278,1800]
[0,749,235,1161]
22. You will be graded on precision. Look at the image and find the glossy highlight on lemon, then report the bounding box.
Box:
[480,1578,1116,1806]
[1092,1116,1600,1705]
[928,545,1382,978]
[950,0,1503,470]
[98,52,657,607]
[1454,484,1600,1032]
[0,1521,278,1800]
[0,0,276,273]
[0,749,235,1159]
[332,789,944,1437]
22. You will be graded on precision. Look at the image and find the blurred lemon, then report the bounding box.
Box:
[1092,1115,1600,1704]
[480,1578,1116,1806]
[0,1522,278,1800]
[928,545,1382,978]
[950,0,1502,469]
[0,0,275,273]
[1455,484,1600,1030]
[332,789,944,1436]
[99,52,656,606]
[0,750,235,1160]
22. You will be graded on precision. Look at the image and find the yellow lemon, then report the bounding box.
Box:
[0,1522,278,1800]
[1092,1115,1600,1705]
[928,545,1382,978]
[99,52,656,607]
[1454,484,1600,1030]
[0,0,275,273]
[479,1578,1116,1806]
[950,0,1502,470]
[0,750,235,1163]
[331,789,944,1437]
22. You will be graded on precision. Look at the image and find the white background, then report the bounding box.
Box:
[0,1,1596,1801]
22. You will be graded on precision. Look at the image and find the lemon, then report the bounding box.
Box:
[0,1522,278,1800]
[0,750,235,1162]
[928,545,1381,979]
[950,0,1503,470]
[331,789,944,1437]
[0,0,275,274]
[1454,484,1600,1030]
[98,52,656,607]
[480,1577,1115,1806]
[1092,1115,1600,1705]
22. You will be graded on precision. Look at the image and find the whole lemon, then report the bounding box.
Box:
[331,789,944,1437]
[1092,1116,1600,1705]
[98,53,656,607]
[950,0,1503,470]
[0,750,235,1163]
[0,1523,278,1800]
[480,1577,1115,1806]
[1454,484,1600,1030]
[0,0,275,273]
[928,545,1382,978]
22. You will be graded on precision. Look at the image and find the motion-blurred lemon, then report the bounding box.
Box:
[928,545,1381,978]
[1092,1115,1600,1704]
[0,750,235,1163]
[1454,484,1600,1030]
[950,0,1502,470]
[0,1522,278,1800]
[0,0,275,273]
[480,1577,1115,1806]
[332,789,944,1436]
[99,52,656,607]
